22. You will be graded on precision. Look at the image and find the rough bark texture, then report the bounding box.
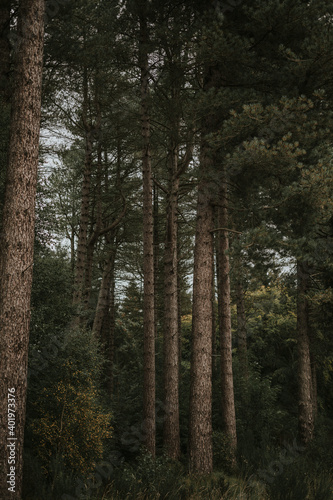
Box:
[0,1,44,498]
[139,5,155,456]
[163,145,181,459]
[189,145,214,474]
[217,179,237,453]
[297,261,314,445]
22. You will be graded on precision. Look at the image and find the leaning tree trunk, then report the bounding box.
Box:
[139,2,155,456]
[189,139,214,474]
[217,177,237,454]
[297,260,314,445]
[0,1,44,498]
[163,143,181,459]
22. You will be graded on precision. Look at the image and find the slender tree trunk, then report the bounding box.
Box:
[93,239,116,397]
[153,183,159,336]
[297,260,314,445]
[189,141,214,474]
[92,241,115,339]
[212,254,217,360]
[217,178,237,454]
[311,353,317,421]
[163,144,181,459]
[105,267,116,396]
[0,1,44,498]
[236,280,248,381]
[72,68,93,325]
[139,3,155,456]
[83,94,102,315]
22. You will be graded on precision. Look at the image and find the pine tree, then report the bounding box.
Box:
[0,0,44,497]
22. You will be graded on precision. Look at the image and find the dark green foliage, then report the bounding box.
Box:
[30,247,73,343]
[24,329,111,498]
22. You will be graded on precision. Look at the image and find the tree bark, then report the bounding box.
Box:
[139,3,155,456]
[163,143,181,459]
[153,183,159,336]
[311,353,317,421]
[93,237,116,397]
[0,1,44,498]
[104,266,116,397]
[236,280,248,381]
[189,142,214,474]
[92,241,116,340]
[297,260,314,445]
[72,67,93,326]
[217,178,237,454]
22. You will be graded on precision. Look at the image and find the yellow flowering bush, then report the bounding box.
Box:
[28,330,112,477]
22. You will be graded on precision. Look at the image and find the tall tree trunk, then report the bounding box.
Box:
[72,68,93,325]
[93,238,116,397]
[163,144,181,459]
[92,240,116,339]
[297,260,314,445]
[217,177,237,454]
[0,1,44,498]
[139,3,155,456]
[189,141,214,474]
[153,183,159,336]
[105,266,116,397]
[236,280,248,381]
[83,91,103,315]
[311,353,317,421]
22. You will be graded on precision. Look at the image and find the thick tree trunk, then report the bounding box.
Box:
[297,261,314,445]
[163,144,181,459]
[0,1,44,498]
[189,144,214,474]
[217,179,237,454]
[139,4,155,456]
